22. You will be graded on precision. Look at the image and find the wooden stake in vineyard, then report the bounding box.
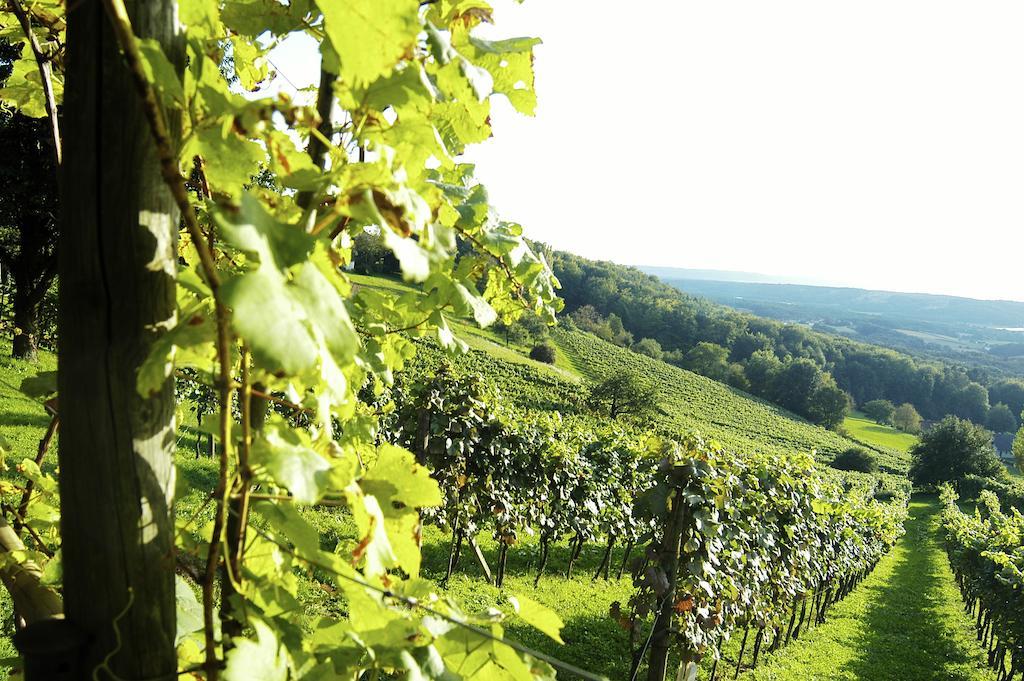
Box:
[646,485,688,681]
[53,0,180,678]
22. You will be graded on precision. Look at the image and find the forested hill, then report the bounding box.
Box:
[647,277,1024,329]
[548,249,1024,433]
[644,273,1024,377]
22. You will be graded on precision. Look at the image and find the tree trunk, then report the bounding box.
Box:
[11,286,39,361]
[55,2,180,679]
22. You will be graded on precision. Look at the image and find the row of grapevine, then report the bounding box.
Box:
[941,486,1024,680]
[377,362,657,587]
[368,357,909,680]
[625,436,908,680]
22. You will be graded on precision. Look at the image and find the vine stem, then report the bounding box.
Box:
[99,1,235,676]
[7,0,62,167]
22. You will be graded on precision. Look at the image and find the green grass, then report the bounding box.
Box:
[741,496,996,681]
[0,349,58,678]
[843,412,919,454]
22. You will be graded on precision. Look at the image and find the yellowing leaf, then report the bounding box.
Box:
[507,594,564,644]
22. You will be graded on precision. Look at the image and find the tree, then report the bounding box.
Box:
[744,349,781,396]
[350,228,399,275]
[770,358,822,416]
[909,416,1003,487]
[861,399,896,424]
[493,318,530,347]
[0,45,58,360]
[989,379,1024,419]
[892,402,923,434]
[831,447,878,474]
[1013,425,1024,473]
[807,381,851,430]
[589,371,659,420]
[987,402,1018,433]
[633,337,663,360]
[953,381,989,425]
[683,342,730,382]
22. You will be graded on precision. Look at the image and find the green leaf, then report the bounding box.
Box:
[223,618,289,681]
[222,269,319,375]
[181,126,265,199]
[382,228,430,282]
[215,193,316,269]
[317,0,422,87]
[180,0,222,37]
[231,36,269,90]
[175,575,203,645]
[0,59,54,118]
[138,38,185,108]
[137,310,215,397]
[362,444,443,509]
[252,425,333,503]
[19,372,57,399]
[507,594,564,644]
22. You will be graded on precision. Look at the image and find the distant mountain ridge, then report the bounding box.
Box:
[639,269,1024,330]
[638,266,833,287]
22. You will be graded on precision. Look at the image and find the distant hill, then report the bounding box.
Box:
[638,266,832,287]
[640,274,1024,329]
[639,271,1024,372]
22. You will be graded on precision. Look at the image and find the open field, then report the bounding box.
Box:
[843,412,919,454]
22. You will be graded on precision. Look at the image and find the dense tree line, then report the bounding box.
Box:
[550,249,1017,429]
[0,41,58,360]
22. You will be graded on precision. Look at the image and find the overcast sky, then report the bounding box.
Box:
[268,1,1024,302]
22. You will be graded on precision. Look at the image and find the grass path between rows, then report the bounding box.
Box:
[742,496,995,681]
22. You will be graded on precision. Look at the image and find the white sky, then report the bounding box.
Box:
[268,2,1024,302]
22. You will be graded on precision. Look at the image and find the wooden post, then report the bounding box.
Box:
[534,536,550,587]
[469,536,494,585]
[617,538,633,580]
[594,534,615,581]
[646,488,687,681]
[54,1,180,678]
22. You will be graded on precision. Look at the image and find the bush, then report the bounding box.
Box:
[910,416,1002,487]
[862,399,896,424]
[830,447,878,473]
[529,342,556,364]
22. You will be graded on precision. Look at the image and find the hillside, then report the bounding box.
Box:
[652,274,1024,374]
[551,249,1020,432]
[349,273,910,485]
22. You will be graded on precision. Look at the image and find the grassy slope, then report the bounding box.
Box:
[742,496,995,681]
[843,412,918,454]
[553,328,910,481]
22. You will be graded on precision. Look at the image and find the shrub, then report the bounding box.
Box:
[862,399,896,424]
[830,447,878,473]
[529,342,557,364]
[910,416,1002,487]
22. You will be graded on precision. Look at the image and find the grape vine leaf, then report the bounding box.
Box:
[316,0,421,87]
[507,594,564,644]
[252,425,333,504]
[223,617,289,681]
